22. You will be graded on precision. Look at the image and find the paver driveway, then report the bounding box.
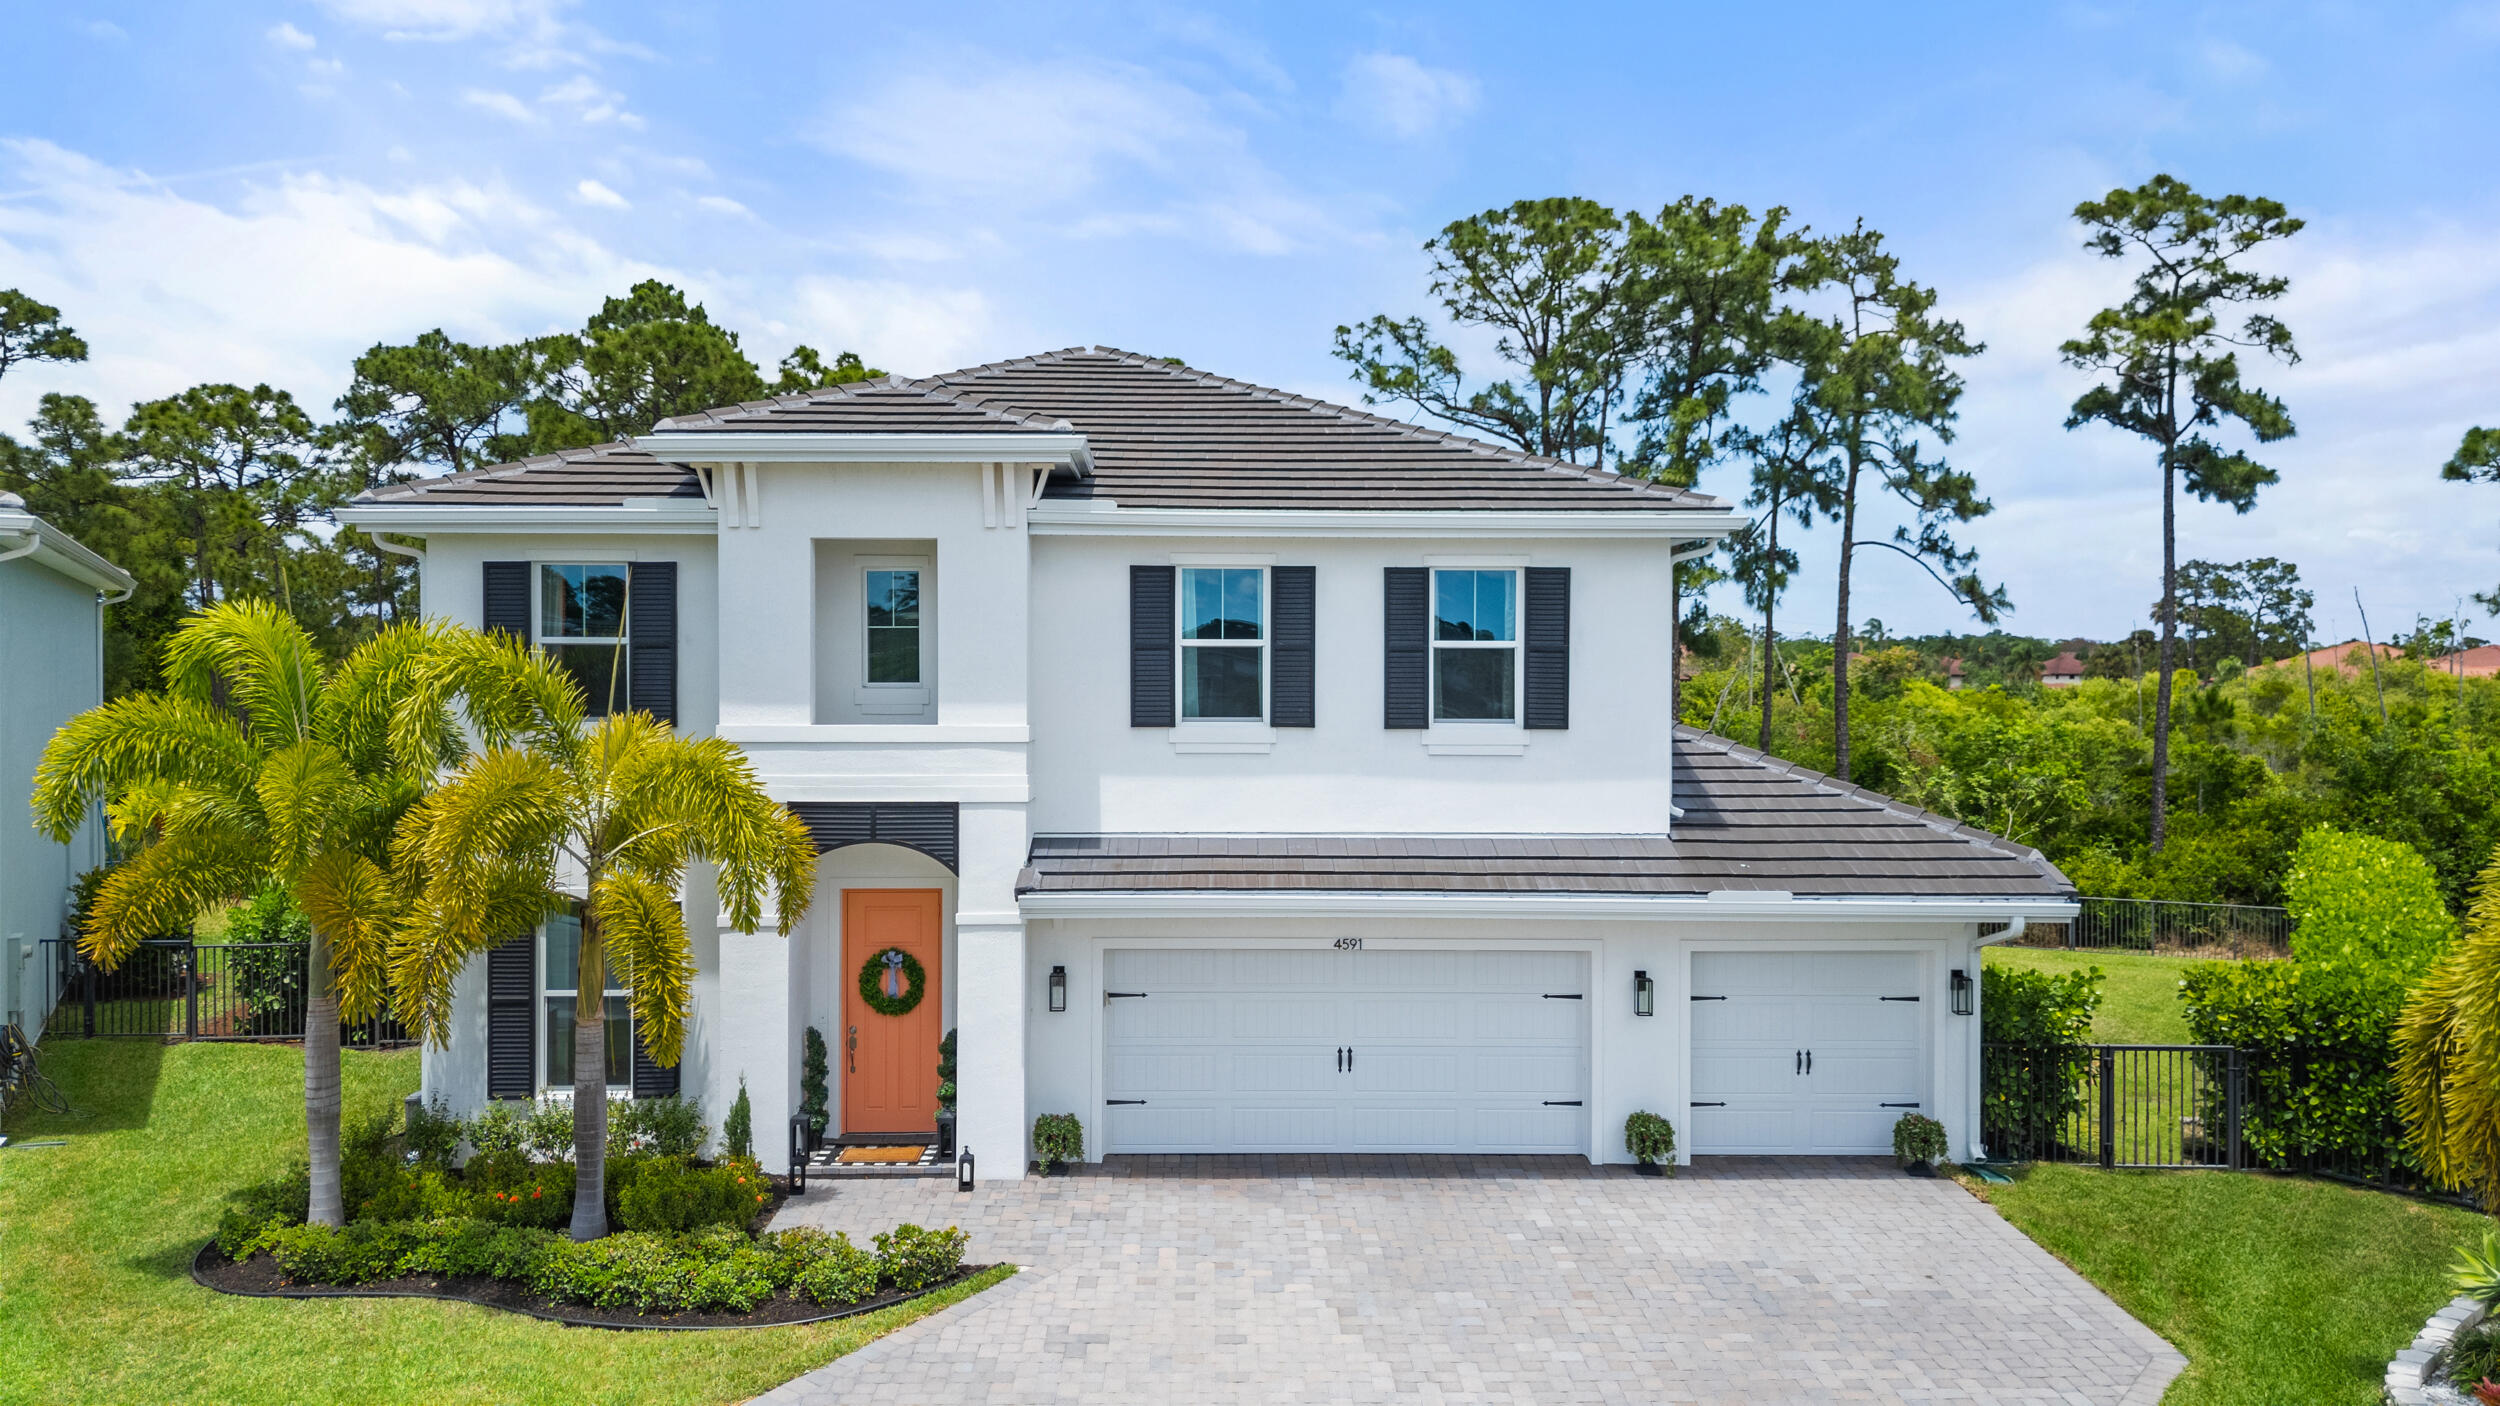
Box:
[758,1157,2183,1406]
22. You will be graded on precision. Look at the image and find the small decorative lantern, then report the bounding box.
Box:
[1633,970,1655,1017]
[1049,965,1067,1013]
[1950,968,1973,1016]
[956,1145,975,1193]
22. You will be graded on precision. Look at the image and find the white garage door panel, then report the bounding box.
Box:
[1101,947,1589,1156]
[1691,951,1927,1156]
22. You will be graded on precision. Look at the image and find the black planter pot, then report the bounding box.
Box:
[935,1109,956,1157]
[1634,1161,1665,1177]
[1901,1160,1936,1178]
[803,1116,827,1153]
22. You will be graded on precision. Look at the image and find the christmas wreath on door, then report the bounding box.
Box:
[858,947,927,1016]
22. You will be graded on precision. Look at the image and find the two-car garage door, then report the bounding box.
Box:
[1101,947,1590,1155]
[1688,951,1928,1155]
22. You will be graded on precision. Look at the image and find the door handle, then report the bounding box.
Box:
[1806,1050,1813,1075]
[847,1024,857,1075]
[1795,1050,1802,1076]
[1337,1046,1346,1073]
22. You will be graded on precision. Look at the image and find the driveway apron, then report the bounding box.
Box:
[755,1157,2183,1406]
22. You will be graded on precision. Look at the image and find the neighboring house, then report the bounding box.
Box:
[2430,645,2500,678]
[0,492,134,1041]
[2040,650,2085,687]
[338,348,2076,1174]
[2261,639,2401,676]
[1941,657,1965,690]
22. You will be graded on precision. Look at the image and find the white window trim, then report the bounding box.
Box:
[539,911,629,1095]
[857,556,930,709]
[1176,564,1269,726]
[1429,567,1522,728]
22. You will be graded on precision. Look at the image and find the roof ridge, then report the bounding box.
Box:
[1671,724,2071,887]
[650,373,1062,433]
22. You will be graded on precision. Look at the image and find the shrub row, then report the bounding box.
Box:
[221,1151,770,1252]
[230,1217,968,1314]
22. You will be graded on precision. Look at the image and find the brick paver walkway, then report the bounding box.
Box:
[755,1156,2184,1405]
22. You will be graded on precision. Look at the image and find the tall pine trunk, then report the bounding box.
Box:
[1832,443,1863,782]
[570,903,612,1242]
[1759,504,1780,752]
[303,924,345,1227]
[2149,428,2178,855]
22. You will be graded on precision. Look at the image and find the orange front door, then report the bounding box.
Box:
[840,889,945,1134]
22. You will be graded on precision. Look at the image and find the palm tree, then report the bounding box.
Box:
[2397,851,2500,1204]
[388,631,815,1241]
[31,602,467,1226]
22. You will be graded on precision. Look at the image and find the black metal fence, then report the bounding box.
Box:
[1985,1041,2465,1204]
[36,938,412,1047]
[2009,897,2291,957]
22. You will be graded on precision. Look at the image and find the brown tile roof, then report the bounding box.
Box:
[359,443,701,507]
[1017,727,2073,900]
[357,346,1721,513]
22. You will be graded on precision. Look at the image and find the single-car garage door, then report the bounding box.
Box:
[1689,951,1927,1155]
[1101,946,1590,1155]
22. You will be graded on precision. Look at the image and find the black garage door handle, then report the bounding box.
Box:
[1690,1101,1726,1107]
[1106,1099,1147,1106]
[1543,1100,1583,1107]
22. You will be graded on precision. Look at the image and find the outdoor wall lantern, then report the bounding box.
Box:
[957,1146,975,1193]
[1048,965,1067,1013]
[1951,968,1974,1016]
[1633,970,1655,1018]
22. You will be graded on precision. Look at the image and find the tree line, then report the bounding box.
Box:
[0,283,879,694]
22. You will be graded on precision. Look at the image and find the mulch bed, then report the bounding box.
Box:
[191,1240,998,1330]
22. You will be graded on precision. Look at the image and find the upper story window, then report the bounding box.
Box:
[1432,569,1517,722]
[865,568,922,685]
[1180,566,1265,720]
[539,563,629,716]
[543,907,629,1090]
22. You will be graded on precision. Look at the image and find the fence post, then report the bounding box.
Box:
[2097,1046,2116,1169]
[183,941,199,1041]
[2225,1047,2244,1171]
[83,952,96,1037]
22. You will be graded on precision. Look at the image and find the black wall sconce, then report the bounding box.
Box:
[1633,969,1655,1017]
[1950,968,1973,1016]
[1048,965,1067,1013]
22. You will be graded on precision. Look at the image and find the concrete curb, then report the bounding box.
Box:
[2387,1293,2486,1405]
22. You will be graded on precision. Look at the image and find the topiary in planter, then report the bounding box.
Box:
[800,1028,830,1144]
[1625,1111,1676,1175]
[1031,1112,1082,1172]
[1892,1112,1949,1173]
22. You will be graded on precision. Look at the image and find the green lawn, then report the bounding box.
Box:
[1967,1163,2479,1406]
[0,1040,1009,1406]
[1986,945,2209,1044]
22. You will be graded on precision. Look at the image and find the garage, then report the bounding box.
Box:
[1688,950,1929,1155]
[1100,946,1590,1155]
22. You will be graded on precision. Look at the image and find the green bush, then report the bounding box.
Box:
[224,888,312,1033]
[789,1231,880,1306]
[529,1225,784,1313]
[1980,963,2103,1156]
[1623,1111,1675,1165]
[215,1164,309,1258]
[2451,1321,2500,1390]
[936,1028,957,1111]
[465,1102,529,1160]
[874,1222,967,1293]
[2283,825,2456,978]
[724,1078,753,1161]
[357,1167,476,1223]
[1892,1113,1949,1166]
[522,1099,576,1161]
[403,1096,463,1169]
[607,1095,707,1160]
[1031,1113,1082,1167]
[612,1156,768,1233]
[468,1154,575,1228]
[2183,959,2413,1171]
[800,1028,830,1132]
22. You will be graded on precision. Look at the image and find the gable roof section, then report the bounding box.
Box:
[357,346,1722,513]
[1016,728,2073,901]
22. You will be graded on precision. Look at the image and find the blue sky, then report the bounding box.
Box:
[4,1,2497,642]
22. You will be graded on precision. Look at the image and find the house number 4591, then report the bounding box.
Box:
[1333,937,1363,951]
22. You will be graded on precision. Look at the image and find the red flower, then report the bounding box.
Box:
[531,1188,542,1199]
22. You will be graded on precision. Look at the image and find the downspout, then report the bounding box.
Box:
[370,533,427,564]
[1967,913,2029,1161]
[0,530,39,565]
[1663,538,1720,826]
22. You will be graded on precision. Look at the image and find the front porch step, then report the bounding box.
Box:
[794,1139,953,1182]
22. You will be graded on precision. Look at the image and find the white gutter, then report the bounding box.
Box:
[336,502,718,535]
[1017,891,2079,922]
[370,532,426,562]
[0,509,136,596]
[1027,505,1746,541]
[1975,914,2030,946]
[0,530,37,565]
[636,431,1092,472]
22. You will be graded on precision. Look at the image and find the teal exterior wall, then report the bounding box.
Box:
[0,554,107,1041]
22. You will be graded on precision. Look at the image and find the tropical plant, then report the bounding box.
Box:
[1031,1113,1083,1169]
[725,1078,754,1162]
[2398,849,2500,1204]
[1892,1113,1949,1168]
[1624,1110,1676,1166]
[800,1026,830,1134]
[2282,826,2456,979]
[30,601,469,1225]
[386,629,816,1240]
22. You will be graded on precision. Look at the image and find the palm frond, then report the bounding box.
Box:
[594,867,694,1067]
[318,619,465,776]
[159,601,326,752]
[415,628,586,758]
[387,862,556,1047]
[31,695,259,842]
[85,826,260,967]
[298,850,398,1024]
[256,741,356,882]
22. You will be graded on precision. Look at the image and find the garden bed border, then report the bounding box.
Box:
[191,1239,1001,1331]
[2386,1292,2486,1404]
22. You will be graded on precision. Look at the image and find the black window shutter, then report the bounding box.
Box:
[630,1020,678,1098]
[485,935,536,1099]
[1271,566,1315,728]
[627,561,678,727]
[1130,565,1175,728]
[483,561,531,639]
[1383,567,1429,729]
[1524,566,1571,730]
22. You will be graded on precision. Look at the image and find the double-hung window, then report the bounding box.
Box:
[543,906,630,1090]
[1179,566,1265,720]
[864,568,922,685]
[1432,569,1518,721]
[539,564,630,716]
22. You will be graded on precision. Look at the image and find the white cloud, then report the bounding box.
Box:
[267,22,319,50]
[461,88,540,123]
[573,178,628,209]
[814,54,1346,255]
[309,0,566,42]
[80,18,126,41]
[1335,53,1479,139]
[693,194,752,218]
[0,138,658,429]
[2198,39,2269,81]
[539,74,642,128]
[773,275,996,377]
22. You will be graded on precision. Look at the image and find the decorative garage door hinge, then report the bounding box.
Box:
[1542,1100,1583,1107]
[1541,993,1583,1000]
[1690,995,1727,1001]
[1879,995,1921,1002]
[1104,991,1148,999]
[1880,1102,1921,1109]
[1690,1101,1726,1107]
[1106,1099,1147,1105]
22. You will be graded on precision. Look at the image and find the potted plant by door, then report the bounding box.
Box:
[1032,1112,1083,1175]
[799,1027,831,1150]
[934,1029,957,1156]
[1625,1111,1676,1176]
[1892,1113,1949,1176]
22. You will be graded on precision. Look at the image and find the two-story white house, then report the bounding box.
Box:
[338,347,2074,1178]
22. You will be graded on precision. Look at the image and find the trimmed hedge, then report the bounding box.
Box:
[2181,959,2413,1171]
[1980,962,2103,1157]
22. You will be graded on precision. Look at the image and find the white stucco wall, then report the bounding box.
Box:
[0,555,110,1042]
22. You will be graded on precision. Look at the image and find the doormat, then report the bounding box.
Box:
[836,1145,928,1164]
